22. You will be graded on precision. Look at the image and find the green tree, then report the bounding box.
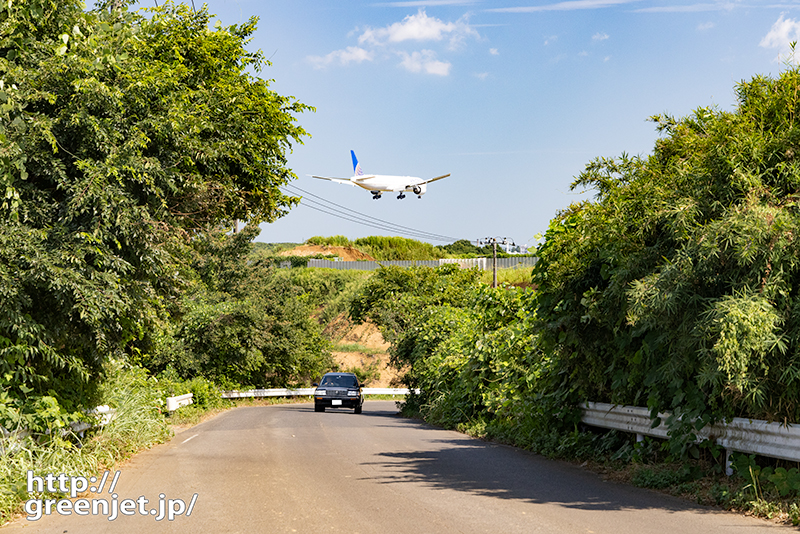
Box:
[437,239,492,257]
[0,1,311,415]
[531,65,800,440]
[146,224,334,388]
[350,264,481,344]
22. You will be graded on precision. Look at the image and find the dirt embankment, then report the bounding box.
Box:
[324,315,401,388]
[280,245,374,261]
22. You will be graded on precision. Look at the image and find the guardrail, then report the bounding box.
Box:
[70,405,116,435]
[166,393,194,412]
[362,388,415,395]
[2,405,118,455]
[221,387,414,399]
[581,402,800,474]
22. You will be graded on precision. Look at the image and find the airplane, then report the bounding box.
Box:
[310,151,449,200]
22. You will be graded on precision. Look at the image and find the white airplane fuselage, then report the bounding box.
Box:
[310,151,447,199]
[349,175,428,195]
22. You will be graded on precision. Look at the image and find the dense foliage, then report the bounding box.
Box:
[0,0,311,428]
[349,265,554,435]
[532,67,800,433]
[354,236,446,260]
[306,235,447,260]
[353,68,800,486]
[304,235,534,260]
[269,266,370,326]
[306,235,354,248]
[437,238,493,257]
[350,264,480,342]
[141,225,335,389]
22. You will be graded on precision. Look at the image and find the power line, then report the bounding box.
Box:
[284,184,457,241]
[293,200,454,241]
[285,192,459,243]
[282,184,463,243]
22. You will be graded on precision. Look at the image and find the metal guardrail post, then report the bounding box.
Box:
[166,393,194,412]
[580,402,800,473]
[220,387,416,399]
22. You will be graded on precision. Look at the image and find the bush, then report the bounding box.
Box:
[306,235,354,247]
[353,236,446,261]
[0,362,171,524]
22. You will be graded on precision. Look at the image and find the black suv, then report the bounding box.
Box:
[313,372,363,413]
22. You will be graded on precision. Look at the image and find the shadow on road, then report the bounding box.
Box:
[361,436,722,516]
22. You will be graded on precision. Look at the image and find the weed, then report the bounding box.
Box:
[333,343,386,355]
[789,502,800,526]
[632,466,687,489]
[0,362,171,524]
[343,361,382,386]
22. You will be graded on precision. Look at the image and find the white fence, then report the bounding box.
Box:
[581,402,800,474]
[2,405,117,455]
[166,393,194,412]
[221,387,414,399]
[305,257,537,271]
[69,405,116,435]
[439,258,488,270]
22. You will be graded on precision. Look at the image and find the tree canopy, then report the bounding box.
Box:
[352,66,800,467]
[532,65,800,431]
[0,1,311,415]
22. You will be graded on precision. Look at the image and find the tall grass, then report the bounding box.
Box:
[0,362,171,524]
[271,268,371,325]
[306,235,354,247]
[478,267,534,287]
[354,236,446,261]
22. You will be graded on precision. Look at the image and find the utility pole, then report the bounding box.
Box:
[492,240,497,288]
[478,237,514,288]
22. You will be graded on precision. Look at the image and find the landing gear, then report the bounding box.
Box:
[397,193,406,199]
[371,192,382,200]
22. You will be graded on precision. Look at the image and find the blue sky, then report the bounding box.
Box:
[138,1,800,247]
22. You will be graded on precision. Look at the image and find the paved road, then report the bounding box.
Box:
[4,401,788,533]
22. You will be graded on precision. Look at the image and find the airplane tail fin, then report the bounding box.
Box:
[351,150,363,177]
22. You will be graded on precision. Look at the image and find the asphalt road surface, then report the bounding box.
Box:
[4,401,789,533]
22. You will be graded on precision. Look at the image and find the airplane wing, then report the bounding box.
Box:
[417,174,450,186]
[309,175,357,187]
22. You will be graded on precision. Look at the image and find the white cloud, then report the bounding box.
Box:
[489,47,499,55]
[760,14,800,63]
[474,72,489,80]
[544,35,558,45]
[310,9,479,76]
[592,32,609,41]
[308,46,374,69]
[398,50,452,75]
[697,21,715,31]
[359,8,479,49]
[488,0,638,13]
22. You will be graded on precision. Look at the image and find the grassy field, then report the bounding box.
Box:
[478,267,534,288]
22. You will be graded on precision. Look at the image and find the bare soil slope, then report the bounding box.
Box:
[324,314,401,388]
[280,244,374,261]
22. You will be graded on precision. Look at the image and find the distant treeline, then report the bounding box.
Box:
[303,235,531,261]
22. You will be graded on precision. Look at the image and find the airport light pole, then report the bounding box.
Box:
[477,237,514,288]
